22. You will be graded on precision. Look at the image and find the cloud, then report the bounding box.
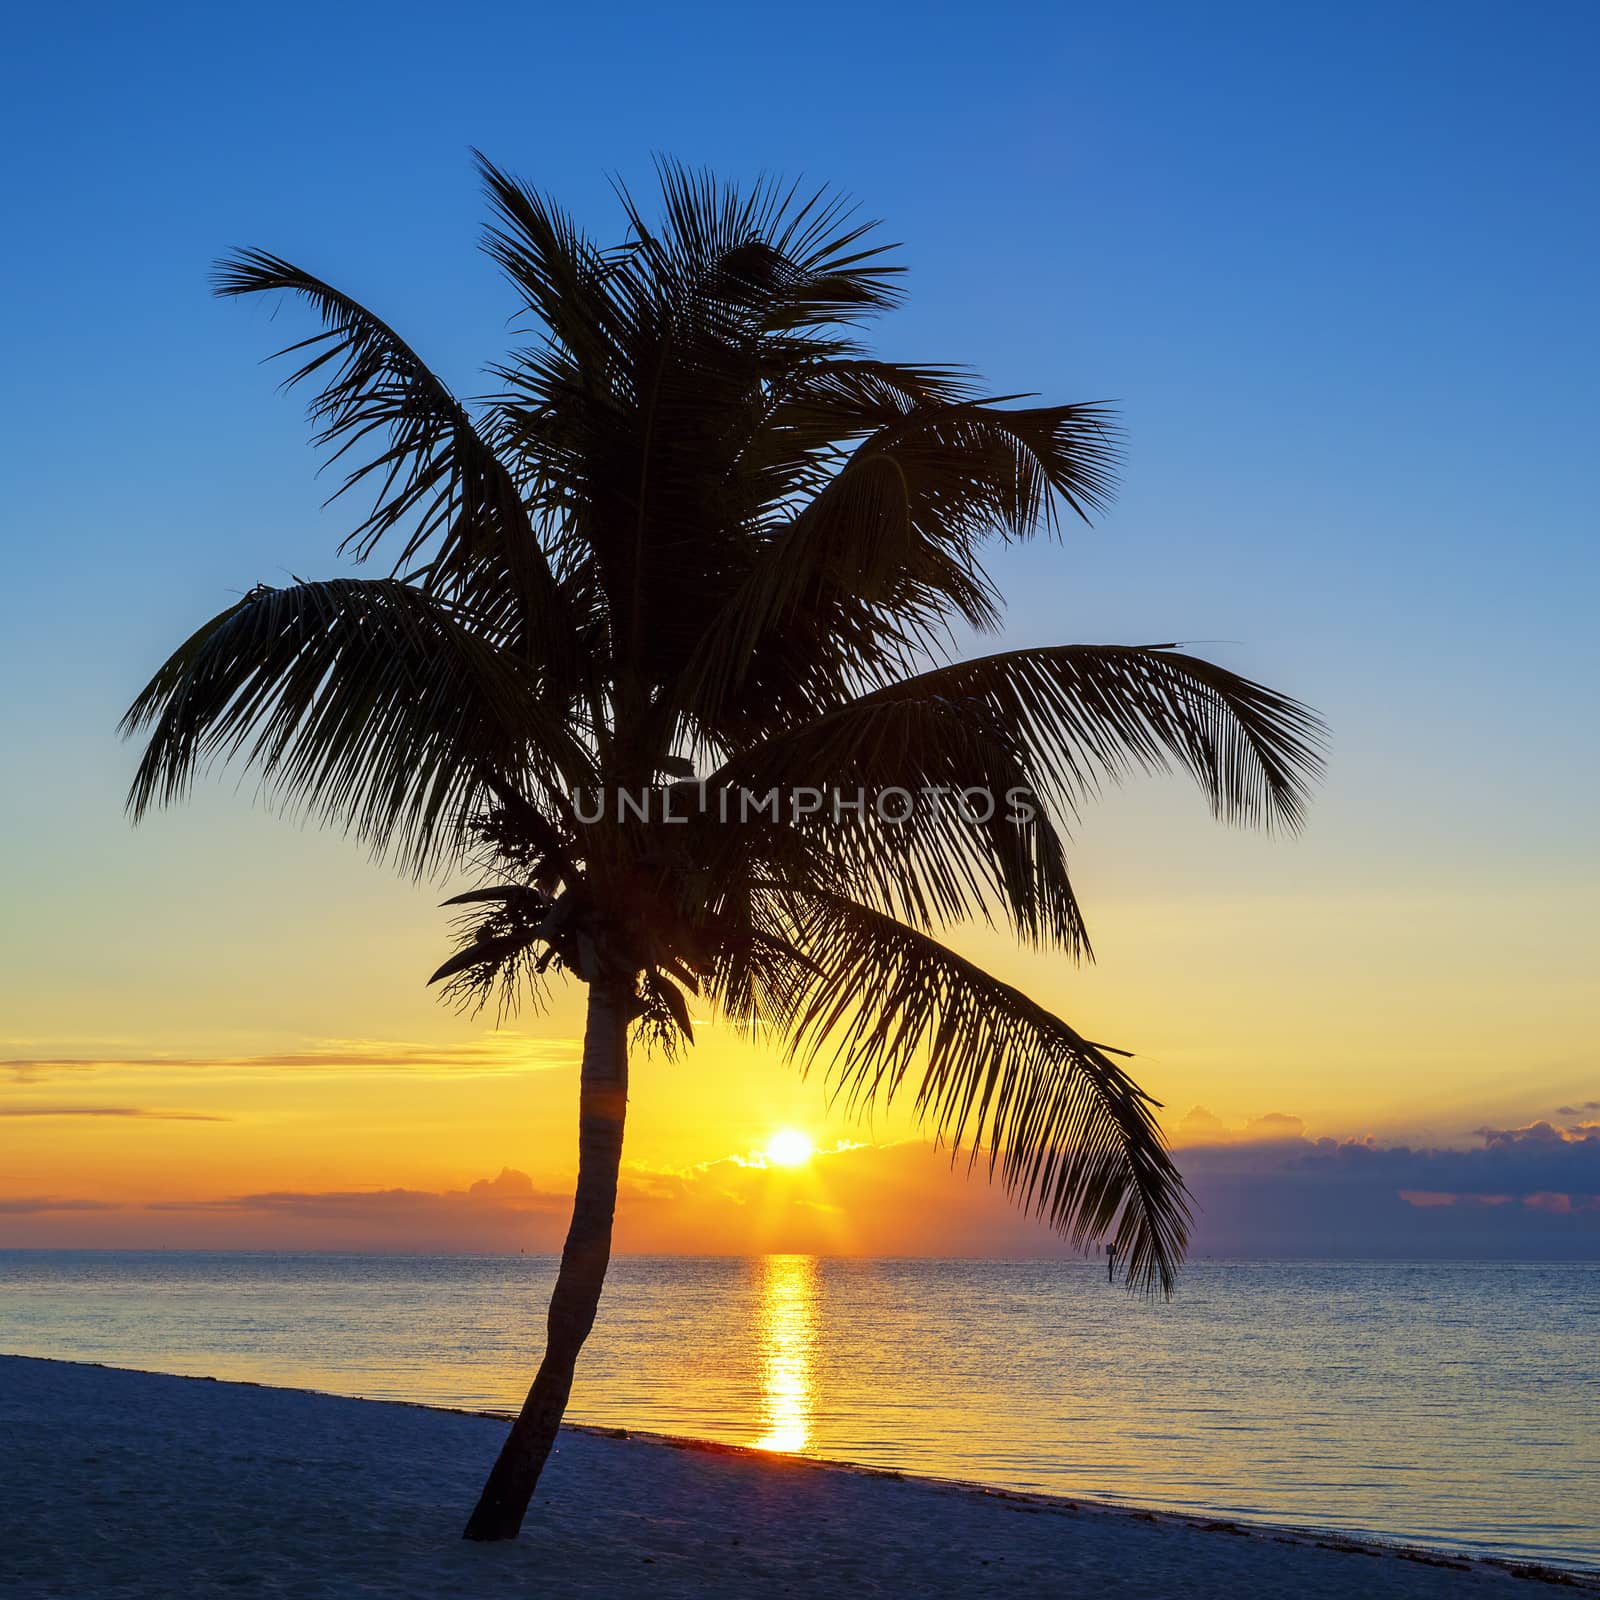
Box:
[8,1120,1599,1259]
[467,1168,549,1204]
[116,1168,572,1251]
[74,1144,1053,1256]
[150,1167,567,1220]
[0,1035,579,1084]
[1175,1106,1306,1144]
[1175,1106,1230,1142]
[1178,1123,1600,1258]
[0,1197,122,1214]
[1475,1119,1587,1148]
[0,1106,226,1121]
[609,1140,1093,1257]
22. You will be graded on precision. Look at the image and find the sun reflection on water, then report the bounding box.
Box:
[753,1253,816,1452]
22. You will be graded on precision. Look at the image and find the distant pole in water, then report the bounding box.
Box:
[1106,1241,1117,1283]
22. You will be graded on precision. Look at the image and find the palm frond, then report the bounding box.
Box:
[212,250,576,668]
[619,158,905,331]
[673,395,1122,732]
[127,161,1331,1310]
[745,886,1190,1292]
[121,578,590,874]
[475,154,640,388]
[698,693,1088,951]
[863,643,1325,831]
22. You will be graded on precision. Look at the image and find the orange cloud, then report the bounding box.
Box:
[0,1035,579,1084]
[8,1116,1599,1258]
[0,1143,1086,1256]
[129,1167,572,1250]
[0,1107,227,1121]
[1174,1106,1307,1145]
[611,1140,1112,1255]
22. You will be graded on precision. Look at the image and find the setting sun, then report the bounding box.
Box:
[764,1130,815,1168]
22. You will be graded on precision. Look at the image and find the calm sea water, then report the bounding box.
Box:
[2,1252,1595,1570]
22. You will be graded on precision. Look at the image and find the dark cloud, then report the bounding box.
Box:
[0,1197,122,1214]
[1181,1123,1600,1259]
[8,1128,1598,1259]
[136,1169,572,1251]
[148,1167,567,1220]
[0,1107,226,1121]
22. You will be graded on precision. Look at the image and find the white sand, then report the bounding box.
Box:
[0,1355,1588,1597]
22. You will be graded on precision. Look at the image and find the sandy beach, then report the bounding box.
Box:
[1,1355,1589,1598]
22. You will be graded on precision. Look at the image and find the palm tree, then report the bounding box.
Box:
[122,157,1321,1542]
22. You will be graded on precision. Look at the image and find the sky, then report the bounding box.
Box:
[1,0,1595,1257]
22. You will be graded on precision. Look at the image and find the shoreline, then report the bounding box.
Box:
[553,1420,1599,1587]
[3,1353,1594,1595]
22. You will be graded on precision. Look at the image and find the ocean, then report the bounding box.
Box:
[2,1252,1595,1571]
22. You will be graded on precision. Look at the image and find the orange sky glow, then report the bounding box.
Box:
[4,816,1593,1257]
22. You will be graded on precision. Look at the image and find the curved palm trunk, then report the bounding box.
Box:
[463,981,630,1541]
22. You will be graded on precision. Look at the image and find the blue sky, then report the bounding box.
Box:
[1,1,1595,1186]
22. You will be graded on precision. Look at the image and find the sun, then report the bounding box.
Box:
[764,1129,815,1168]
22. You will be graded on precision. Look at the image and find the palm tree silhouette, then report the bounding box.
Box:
[122,157,1321,1541]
